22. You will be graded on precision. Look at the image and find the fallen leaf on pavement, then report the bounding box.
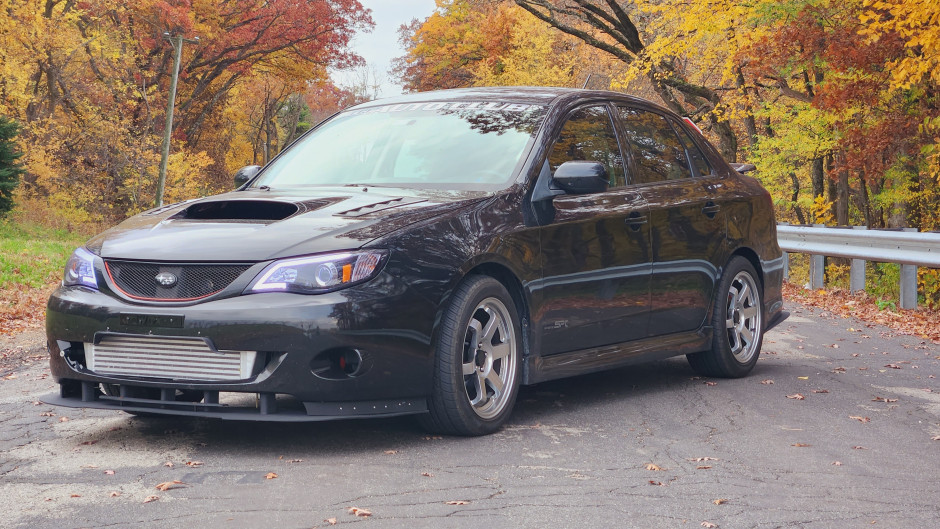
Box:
[702,522,718,528]
[687,457,719,462]
[109,491,121,497]
[185,461,203,467]
[58,417,69,422]
[832,461,842,466]
[265,472,278,480]
[154,480,185,491]
[797,376,809,380]
[872,397,897,403]
[648,480,664,486]
[704,381,717,386]
[163,461,174,468]
[760,379,774,385]
[645,463,664,471]
[812,389,829,393]
[786,393,805,400]
[70,494,80,498]
[104,470,115,475]
[849,416,871,423]
[421,472,433,477]
[931,435,940,441]
[347,507,371,517]
[713,498,729,505]
[885,364,901,369]
[852,445,868,450]
[383,450,398,455]
[792,443,811,447]
[325,518,337,525]
[697,465,712,470]
[143,495,159,503]
[445,500,470,505]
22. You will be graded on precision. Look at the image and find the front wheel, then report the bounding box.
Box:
[687,256,764,378]
[420,276,521,436]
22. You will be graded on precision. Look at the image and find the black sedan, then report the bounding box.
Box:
[44,87,786,435]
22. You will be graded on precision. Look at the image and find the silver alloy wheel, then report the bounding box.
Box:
[461,297,517,419]
[726,271,762,363]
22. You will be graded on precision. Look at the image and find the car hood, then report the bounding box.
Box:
[86,188,490,262]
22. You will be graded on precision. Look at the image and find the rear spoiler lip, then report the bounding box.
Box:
[729,162,757,174]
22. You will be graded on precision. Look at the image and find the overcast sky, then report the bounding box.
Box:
[334,0,437,97]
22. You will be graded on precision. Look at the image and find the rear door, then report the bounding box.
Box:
[616,106,726,337]
[536,104,652,355]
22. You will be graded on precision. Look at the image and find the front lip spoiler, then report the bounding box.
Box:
[41,383,428,422]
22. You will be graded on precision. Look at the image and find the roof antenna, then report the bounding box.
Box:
[581,73,593,89]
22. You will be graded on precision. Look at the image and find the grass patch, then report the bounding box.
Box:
[0,221,87,290]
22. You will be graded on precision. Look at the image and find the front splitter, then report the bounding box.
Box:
[41,385,427,423]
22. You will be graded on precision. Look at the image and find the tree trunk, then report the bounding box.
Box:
[789,172,806,224]
[811,157,825,198]
[855,170,871,227]
[836,164,849,226]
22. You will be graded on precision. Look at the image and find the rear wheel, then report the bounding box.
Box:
[687,256,763,378]
[420,276,521,436]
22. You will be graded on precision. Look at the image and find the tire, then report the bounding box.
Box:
[419,275,522,436]
[687,256,764,378]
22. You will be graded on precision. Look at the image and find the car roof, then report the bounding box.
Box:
[349,86,659,111]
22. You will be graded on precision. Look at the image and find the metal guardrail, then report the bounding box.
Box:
[776,224,940,309]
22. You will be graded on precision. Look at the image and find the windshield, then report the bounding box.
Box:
[251,101,546,191]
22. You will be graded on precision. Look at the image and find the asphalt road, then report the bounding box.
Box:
[2,301,939,529]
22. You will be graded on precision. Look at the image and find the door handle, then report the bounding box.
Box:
[625,211,647,231]
[702,201,720,219]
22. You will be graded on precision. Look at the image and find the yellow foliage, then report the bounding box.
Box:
[163,149,215,205]
[919,269,940,309]
[862,0,940,90]
[810,195,835,225]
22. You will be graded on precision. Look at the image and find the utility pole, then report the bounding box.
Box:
[155,32,199,207]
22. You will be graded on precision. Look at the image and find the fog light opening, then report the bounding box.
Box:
[338,349,362,376]
[310,348,365,379]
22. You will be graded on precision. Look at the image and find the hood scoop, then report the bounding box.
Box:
[176,200,300,222]
[334,196,426,218]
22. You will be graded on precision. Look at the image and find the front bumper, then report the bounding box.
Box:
[44,272,440,420]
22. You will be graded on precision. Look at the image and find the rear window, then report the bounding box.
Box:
[618,107,692,184]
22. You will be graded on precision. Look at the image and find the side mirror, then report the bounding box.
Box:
[234,165,261,188]
[552,161,609,195]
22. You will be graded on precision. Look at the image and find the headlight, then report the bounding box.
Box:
[63,247,98,289]
[249,250,387,294]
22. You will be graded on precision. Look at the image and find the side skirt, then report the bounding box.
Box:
[523,328,712,385]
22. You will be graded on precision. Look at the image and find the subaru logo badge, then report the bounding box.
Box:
[155,272,178,287]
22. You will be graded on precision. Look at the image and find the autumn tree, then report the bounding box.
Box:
[0,0,372,227]
[0,116,25,216]
[393,0,620,92]
[392,1,512,92]
[512,0,744,160]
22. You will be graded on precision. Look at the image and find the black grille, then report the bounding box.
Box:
[105,260,252,301]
